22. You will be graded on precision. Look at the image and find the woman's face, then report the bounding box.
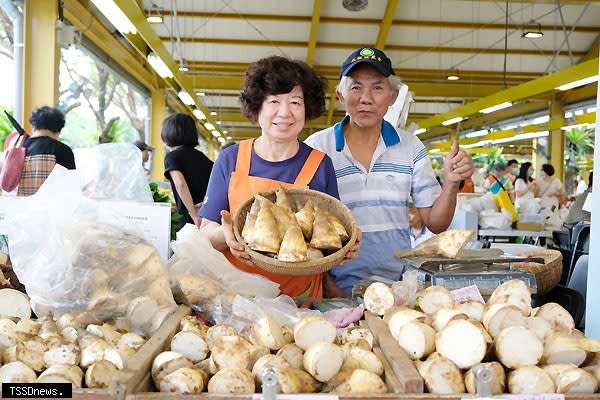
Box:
[257,85,305,143]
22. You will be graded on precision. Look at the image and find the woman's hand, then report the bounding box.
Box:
[190,213,202,228]
[220,210,253,265]
[340,228,361,265]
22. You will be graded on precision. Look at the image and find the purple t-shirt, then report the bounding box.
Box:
[200,141,339,223]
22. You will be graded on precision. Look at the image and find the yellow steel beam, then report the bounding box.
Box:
[113,0,218,141]
[163,37,586,57]
[62,0,155,91]
[186,61,542,82]
[22,0,60,126]
[150,90,166,180]
[549,94,565,180]
[375,0,399,50]
[193,74,506,98]
[418,57,598,130]
[582,37,600,63]
[154,10,600,33]
[326,84,338,126]
[306,0,321,66]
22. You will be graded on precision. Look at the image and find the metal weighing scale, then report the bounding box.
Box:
[397,255,544,296]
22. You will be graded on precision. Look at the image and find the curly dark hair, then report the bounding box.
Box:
[161,113,199,147]
[28,106,65,133]
[239,56,327,123]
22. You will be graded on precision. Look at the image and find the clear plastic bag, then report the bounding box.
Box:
[168,225,280,321]
[7,166,175,335]
[75,143,152,203]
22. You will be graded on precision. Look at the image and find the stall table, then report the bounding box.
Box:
[479,229,553,246]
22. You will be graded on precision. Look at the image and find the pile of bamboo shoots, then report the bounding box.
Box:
[363,279,600,394]
[151,314,389,394]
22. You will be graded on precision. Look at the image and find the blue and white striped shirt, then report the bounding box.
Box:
[305,116,441,295]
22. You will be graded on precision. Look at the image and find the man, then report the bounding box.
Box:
[305,47,473,296]
[484,163,514,201]
[506,159,519,184]
[408,203,435,247]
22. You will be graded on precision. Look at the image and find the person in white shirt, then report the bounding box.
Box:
[305,47,473,296]
[537,163,563,211]
[514,161,537,210]
[408,205,435,247]
[575,174,588,195]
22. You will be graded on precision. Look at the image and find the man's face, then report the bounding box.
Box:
[337,64,397,131]
[408,207,421,227]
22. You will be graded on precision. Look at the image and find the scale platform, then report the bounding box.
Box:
[398,255,544,296]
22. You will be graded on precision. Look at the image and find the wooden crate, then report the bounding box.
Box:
[0,305,191,400]
[125,309,417,399]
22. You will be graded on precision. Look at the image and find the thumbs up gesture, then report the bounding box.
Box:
[443,141,473,185]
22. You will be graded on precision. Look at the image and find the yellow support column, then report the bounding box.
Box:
[207,139,214,161]
[22,0,60,130]
[549,94,565,181]
[150,90,166,181]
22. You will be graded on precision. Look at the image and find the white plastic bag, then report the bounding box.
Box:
[75,143,152,203]
[7,166,175,335]
[168,225,280,319]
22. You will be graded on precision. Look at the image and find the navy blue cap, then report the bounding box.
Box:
[339,47,395,78]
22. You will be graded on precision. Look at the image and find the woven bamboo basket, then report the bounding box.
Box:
[233,187,358,276]
[509,249,562,295]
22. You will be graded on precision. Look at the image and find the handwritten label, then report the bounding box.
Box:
[452,284,485,303]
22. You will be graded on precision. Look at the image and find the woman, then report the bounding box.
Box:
[514,162,536,210]
[162,113,213,230]
[536,163,563,211]
[18,106,76,196]
[200,56,357,301]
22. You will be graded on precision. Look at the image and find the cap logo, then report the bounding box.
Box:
[359,48,375,57]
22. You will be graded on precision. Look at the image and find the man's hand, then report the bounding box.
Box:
[340,228,361,265]
[220,210,253,265]
[443,141,473,185]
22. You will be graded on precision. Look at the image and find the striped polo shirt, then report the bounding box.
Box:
[305,116,441,295]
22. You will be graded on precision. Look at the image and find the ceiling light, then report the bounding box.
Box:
[225,136,232,140]
[491,131,549,145]
[223,130,229,134]
[216,121,221,124]
[522,20,543,39]
[217,137,225,143]
[197,92,206,96]
[91,0,137,34]
[415,128,426,135]
[147,52,173,78]
[446,70,460,81]
[464,129,489,138]
[210,111,217,116]
[429,148,440,153]
[204,122,215,131]
[177,90,195,106]
[342,0,368,12]
[178,65,189,72]
[146,15,163,24]
[561,123,592,131]
[442,116,464,126]
[192,109,206,120]
[556,75,599,91]
[211,130,220,138]
[480,102,512,114]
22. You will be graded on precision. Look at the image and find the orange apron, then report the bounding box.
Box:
[225,139,326,300]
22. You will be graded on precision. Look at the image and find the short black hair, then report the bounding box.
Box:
[28,106,65,133]
[589,171,593,188]
[507,159,518,167]
[541,163,555,176]
[239,56,327,123]
[160,113,199,147]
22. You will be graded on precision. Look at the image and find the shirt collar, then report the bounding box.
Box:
[333,115,401,152]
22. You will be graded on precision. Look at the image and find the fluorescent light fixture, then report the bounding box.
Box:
[178,65,189,72]
[210,111,217,116]
[211,130,220,138]
[92,0,137,34]
[146,15,163,24]
[225,136,232,140]
[491,131,549,145]
[217,137,225,143]
[465,129,489,138]
[586,107,596,113]
[204,122,216,131]
[177,90,195,106]
[197,92,206,96]
[415,128,426,135]
[531,115,550,124]
[574,109,584,116]
[429,148,440,153]
[147,53,173,78]
[556,75,598,91]
[442,116,464,126]
[223,130,229,134]
[521,20,543,39]
[480,102,512,114]
[192,109,206,120]
[216,121,222,125]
